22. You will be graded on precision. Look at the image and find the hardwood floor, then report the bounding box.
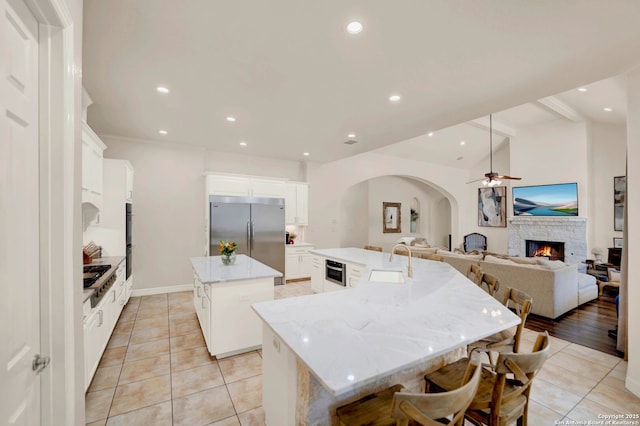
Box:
[526,289,623,357]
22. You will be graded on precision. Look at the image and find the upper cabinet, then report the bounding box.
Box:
[81,122,107,209]
[284,182,308,225]
[205,174,309,225]
[206,174,285,198]
[125,162,134,202]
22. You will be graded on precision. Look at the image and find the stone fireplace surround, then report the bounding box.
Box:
[508,217,587,266]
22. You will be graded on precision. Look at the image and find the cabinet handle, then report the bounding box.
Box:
[197,287,202,297]
[113,291,117,302]
[98,310,103,326]
[201,296,206,310]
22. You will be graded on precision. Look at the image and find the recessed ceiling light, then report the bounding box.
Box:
[346,21,363,34]
[239,141,247,146]
[428,132,434,137]
[577,87,588,92]
[158,130,168,135]
[389,94,401,102]
[604,107,613,112]
[347,133,356,138]
[226,116,236,122]
[156,86,169,94]
[460,141,466,146]
[303,152,310,156]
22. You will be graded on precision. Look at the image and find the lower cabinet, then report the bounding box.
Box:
[285,245,314,281]
[193,273,274,358]
[310,256,365,292]
[84,261,128,391]
[310,255,324,293]
[346,263,364,288]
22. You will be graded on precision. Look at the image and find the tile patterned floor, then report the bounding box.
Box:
[86,281,640,425]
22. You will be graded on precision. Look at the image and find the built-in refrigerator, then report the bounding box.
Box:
[209,195,285,284]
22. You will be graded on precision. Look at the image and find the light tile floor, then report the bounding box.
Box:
[86,281,640,425]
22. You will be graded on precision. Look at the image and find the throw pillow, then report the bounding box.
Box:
[608,268,621,283]
[509,256,538,265]
[484,255,515,264]
[535,258,566,270]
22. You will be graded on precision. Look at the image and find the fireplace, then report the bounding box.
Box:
[526,240,565,261]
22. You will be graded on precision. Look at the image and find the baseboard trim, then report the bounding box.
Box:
[131,284,192,297]
[627,374,640,398]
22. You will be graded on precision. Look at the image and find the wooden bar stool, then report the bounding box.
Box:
[467,287,532,362]
[425,332,550,426]
[336,363,482,426]
[479,273,500,297]
[365,245,383,252]
[418,253,444,262]
[467,264,483,286]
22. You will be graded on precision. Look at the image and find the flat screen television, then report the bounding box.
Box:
[512,183,578,216]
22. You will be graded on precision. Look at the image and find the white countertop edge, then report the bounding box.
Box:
[253,299,519,396]
[191,255,282,284]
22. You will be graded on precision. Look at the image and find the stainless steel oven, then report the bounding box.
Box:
[325,259,346,286]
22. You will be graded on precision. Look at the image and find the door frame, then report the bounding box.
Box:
[25,0,81,424]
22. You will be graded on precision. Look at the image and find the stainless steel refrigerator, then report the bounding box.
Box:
[209,195,285,284]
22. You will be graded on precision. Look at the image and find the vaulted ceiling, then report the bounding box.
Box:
[82,1,640,164]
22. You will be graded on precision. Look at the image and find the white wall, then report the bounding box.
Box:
[339,181,369,248]
[510,120,590,216]
[465,140,512,253]
[306,150,471,250]
[625,69,640,397]
[365,176,449,252]
[589,123,626,253]
[101,136,304,290]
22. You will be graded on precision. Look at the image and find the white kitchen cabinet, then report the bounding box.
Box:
[81,122,106,209]
[284,182,309,225]
[347,263,364,288]
[285,245,314,281]
[84,261,128,391]
[206,174,285,198]
[310,255,324,293]
[83,307,102,391]
[194,272,274,358]
[193,273,211,349]
[125,162,134,202]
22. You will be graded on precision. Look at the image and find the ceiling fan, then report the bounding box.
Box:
[467,114,521,186]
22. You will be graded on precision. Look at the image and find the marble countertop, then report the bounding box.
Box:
[310,247,395,267]
[191,255,283,284]
[286,242,314,248]
[252,248,520,396]
[83,256,126,304]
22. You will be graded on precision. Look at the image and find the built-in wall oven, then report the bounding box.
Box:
[325,259,346,286]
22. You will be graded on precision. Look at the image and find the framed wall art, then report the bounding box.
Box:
[613,237,624,249]
[478,186,506,227]
[383,202,401,233]
[614,176,625,231]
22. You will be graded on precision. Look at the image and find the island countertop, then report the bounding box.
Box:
[191,254,282,284]
[252,248,520,396]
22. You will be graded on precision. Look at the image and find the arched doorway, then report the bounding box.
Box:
[339,175,452,251]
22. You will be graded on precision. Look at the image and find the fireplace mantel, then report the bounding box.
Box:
[508,217,587,265]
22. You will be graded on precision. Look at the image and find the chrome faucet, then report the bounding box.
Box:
[389,244,413,278]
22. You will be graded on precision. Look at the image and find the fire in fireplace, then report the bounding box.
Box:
[526,240,565,261]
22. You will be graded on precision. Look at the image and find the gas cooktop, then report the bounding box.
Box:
[83,264,111,288]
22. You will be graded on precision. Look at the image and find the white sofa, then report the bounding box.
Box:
[416,249,598,319]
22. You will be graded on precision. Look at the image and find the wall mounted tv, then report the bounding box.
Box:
[513,183,578,216]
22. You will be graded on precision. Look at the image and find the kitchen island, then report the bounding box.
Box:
[252,248,521,425]
[191,254,281,358]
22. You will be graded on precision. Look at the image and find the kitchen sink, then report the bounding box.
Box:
[368,269,405,284]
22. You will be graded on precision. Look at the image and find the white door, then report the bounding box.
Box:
[0,0,42,423]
